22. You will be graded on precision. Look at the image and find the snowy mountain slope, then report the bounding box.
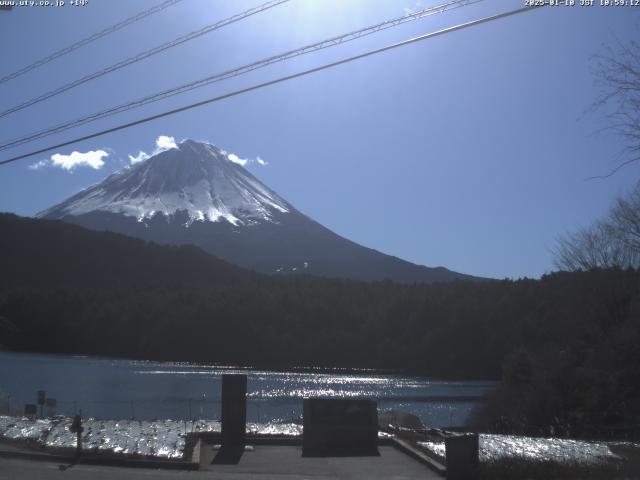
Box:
[38,139,480,283]
[39,140,290,226]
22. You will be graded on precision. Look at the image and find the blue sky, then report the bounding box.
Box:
[0,0,638,279]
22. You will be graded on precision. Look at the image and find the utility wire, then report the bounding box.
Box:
[0,4,547,167]
[0,0,183,85]
[0,0,289,118]
[0,0,483,152]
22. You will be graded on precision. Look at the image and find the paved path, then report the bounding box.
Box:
[0,445,443,479]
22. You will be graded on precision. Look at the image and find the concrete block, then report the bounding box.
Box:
[445,433,479,480]
[303,398,378,456]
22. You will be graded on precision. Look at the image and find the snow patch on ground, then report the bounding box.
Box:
[0,416,302,459]
[418,433,628,466]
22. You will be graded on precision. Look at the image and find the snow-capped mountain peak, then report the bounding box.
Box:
[37,140,291,226]
[37,139,479,283]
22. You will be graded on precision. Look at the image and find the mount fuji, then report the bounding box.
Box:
[38,139,477,283]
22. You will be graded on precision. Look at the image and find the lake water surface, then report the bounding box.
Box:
[0,352,494,427]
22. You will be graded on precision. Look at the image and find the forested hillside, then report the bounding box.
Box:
[1,213,639,436]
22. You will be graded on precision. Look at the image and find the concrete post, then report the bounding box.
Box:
[445,433,479,480]
[221,374,247,447]
[70,413,84,457]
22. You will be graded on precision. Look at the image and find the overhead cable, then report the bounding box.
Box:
[0,0,482,151]
[0,0,289,118]
[0,0,184,85]
[0,4,547,167]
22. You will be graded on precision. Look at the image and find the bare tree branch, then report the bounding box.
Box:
[554,183,640,271]
[588,37,640,178]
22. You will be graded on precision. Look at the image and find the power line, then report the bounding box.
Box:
[0,0,483,152]
[0,0,289,119]
[0,0,183,85]
[0,4,547,167]
[0,0,479,151]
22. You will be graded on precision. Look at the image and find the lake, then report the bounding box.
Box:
[0,351,494,428]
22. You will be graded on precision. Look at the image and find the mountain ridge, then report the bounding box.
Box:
[38,139,482,283]
[0,212,250,290]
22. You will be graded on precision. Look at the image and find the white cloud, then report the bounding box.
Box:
[128,151,150,164]
[28,159,48,170]
[127,135,178,165]
[29,150,108,171]
[227,153,248,166]
[156,135,177,151]
[51,150,108,170]
[227,152,268,167]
